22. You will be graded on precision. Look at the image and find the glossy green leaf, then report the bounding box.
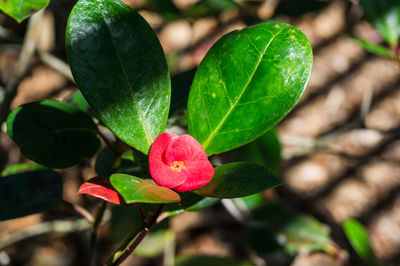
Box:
[110,173,180,204]
[175,256,254,266]
[247,203,335,255]
[195,162,282,198]
[0,0,49,22]
[7,100,101,168]
[188,22,312,155]
[359,0,400,46]
[66,0,171,155]
[228,129,281,174]
[353,36,394,58]
[343,219,381,266]
[0,163,45,177]
[0,168,62,220]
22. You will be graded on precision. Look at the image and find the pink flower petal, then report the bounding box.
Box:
[150,160,188,188]
[164,134,208,165]
[149,132,178,164]
[174,160,214,192]
[149,132,187,188]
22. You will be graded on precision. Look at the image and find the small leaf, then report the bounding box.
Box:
[195,162,281,198]
[0,0,49,22]
[66,0,171,155]
[185,196,220,212]
[165,192,220,214]
[246,203,335,255]
[188,22,312,155]
[175,256,254,266]
[352,36,394,58]
[0,163,45,177]
[359,0,400,46]
[343,219,381,266]
[78,176,122,205]
[0,168,62,221]
[7,100,101,168]
[110,173,181,204]
[64,89,94,116]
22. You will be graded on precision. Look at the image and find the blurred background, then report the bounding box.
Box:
[1,0,400,265]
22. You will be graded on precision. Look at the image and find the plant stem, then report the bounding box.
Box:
[105,204,164,266]
[90,201,107,266]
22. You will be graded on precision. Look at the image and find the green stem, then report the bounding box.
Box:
[105,204,164,266]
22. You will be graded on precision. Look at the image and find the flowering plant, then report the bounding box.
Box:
[3,0,313,264]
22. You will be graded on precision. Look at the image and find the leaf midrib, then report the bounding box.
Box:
[201,25,287,152]
[94,0,153,148]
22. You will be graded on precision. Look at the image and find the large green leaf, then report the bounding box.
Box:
[66,0,171,155]
[0,168,62,220]
[195,162,281,198]
[188,22,312,155]
[343,219,381,266]
[110,173,180,204]
[0,0,49,22]
[359,0,400,46]
[7,100,101,168]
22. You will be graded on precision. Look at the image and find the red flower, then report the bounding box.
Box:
[149,133,214,192]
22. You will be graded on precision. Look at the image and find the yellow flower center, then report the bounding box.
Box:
[170,161,186,172]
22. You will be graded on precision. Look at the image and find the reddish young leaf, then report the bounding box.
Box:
[149,133,214,192]
[78,176,122,204]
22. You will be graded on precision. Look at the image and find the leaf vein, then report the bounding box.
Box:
[202,25,288,152]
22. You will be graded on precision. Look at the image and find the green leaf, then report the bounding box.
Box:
[110,205,145,242]
[343,219,381,266]
[188,22,312,155]
[7,100,101,169]
[228,129,281,174]
[352,36,394,58]
[165,192,220,214]
[185,196,220,212]
[66,0,171,155]
[175,256,254,266]
[110,173,180,204]
[0,0,49,22]
[359,0,400,46]
[0,168,62,220]
[195,162,282,198]
[63,89,94,116]
[95,147,116,177]
[0,163,45,177]
[247,203,335,255]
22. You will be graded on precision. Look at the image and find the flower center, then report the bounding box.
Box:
[170,161,186,172]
